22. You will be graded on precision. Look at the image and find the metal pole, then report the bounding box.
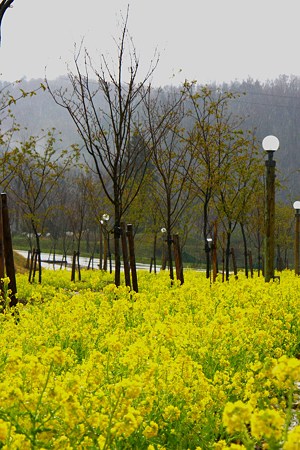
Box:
[103,229,108,271]
[264,151,276,282]
[209,245,212,285]
[295,210,300,275]
[205,240,210,279]
[212,221,218,283]
[99,222,103,270]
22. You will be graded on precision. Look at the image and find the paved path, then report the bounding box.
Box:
[15,250,152,271]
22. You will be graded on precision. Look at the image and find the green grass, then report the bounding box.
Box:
[13,250,28,274]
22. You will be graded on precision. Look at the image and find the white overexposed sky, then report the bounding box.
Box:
[1,0,300,87]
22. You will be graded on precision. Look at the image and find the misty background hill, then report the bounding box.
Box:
[2,74,300,203]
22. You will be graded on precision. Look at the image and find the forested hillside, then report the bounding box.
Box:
[3,74,300,201]
[224,75,300,201]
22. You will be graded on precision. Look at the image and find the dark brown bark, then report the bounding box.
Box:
[121,222,131,288]
[231,247,238,279]
[212,221,218,283]
[173,234,184,284]
[240,222,249,277]
[1,193,17,306]
[127,224,138,292]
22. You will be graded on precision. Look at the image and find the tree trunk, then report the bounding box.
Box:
[32,219,42,284]
[212,221,218,283]
[114,224,121,286]
[203,198,210,279]
[240,222,249,277]
[225,225,232,281]
[173,233,184,284]
[257,231,262,277]
[153,232,157,274]
[127,224,138,292]
[121,222,131,288]
[1,193,17,306]
[167,234,174,280]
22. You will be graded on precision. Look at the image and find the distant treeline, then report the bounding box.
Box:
[2,73,300,200]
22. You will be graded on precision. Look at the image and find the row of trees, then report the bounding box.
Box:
[5,74,300,194]
[0,15,295,285]
[44,15,266,284]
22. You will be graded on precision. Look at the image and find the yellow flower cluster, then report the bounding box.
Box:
[0,269,298,448]
[222,400,252,434]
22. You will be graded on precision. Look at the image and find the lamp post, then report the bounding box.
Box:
[262,135,279,282]
[206,237,213,283]
[161,228,167,270]
[99,220,103,270]
[102,214,110,272]
[293,201,300,275]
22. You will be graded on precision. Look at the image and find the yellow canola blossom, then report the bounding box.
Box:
[250,408,285,441]
[222,400,252,433]
[0,269,298,448]
[143,420,159,438]
[283,425,300,449]
[272,354,300,385]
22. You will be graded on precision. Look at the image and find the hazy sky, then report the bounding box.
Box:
[1,0,300,87]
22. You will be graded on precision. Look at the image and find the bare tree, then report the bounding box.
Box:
[144,88,195,280]
[47,10,171,286]
[7,129,77,282]
[214,133,262,280]
[0,0,14,43]
[183,84,240,277]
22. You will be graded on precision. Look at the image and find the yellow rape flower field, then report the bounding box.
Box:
[1,269,300,449]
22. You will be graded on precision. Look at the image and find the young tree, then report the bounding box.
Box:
[0,80,47,191]
[7,129,77,281]
[184,83,242,277]
[214,133,262,279]
[274,202,294,270]
[46,11,172,286]
[144,88,195,280]
[64,169,102,261]
[245,201,264,275]
[0,83,23,190]
[45,177,75,263]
